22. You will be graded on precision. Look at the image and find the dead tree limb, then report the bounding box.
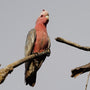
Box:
[55,37,90,90]
[71,63,90,78]
[0,49,50,84]
[55,37,90,76]
[55,37,90,51]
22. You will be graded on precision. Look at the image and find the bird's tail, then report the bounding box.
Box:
[25,71,37,87]
[25,58,45,87]
[25,61,37,87]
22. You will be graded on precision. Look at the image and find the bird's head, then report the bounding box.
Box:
[36,9,49,26]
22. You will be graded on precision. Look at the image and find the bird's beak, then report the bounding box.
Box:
[46,15,49,20]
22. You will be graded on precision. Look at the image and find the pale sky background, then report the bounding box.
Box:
[0,0,90,90]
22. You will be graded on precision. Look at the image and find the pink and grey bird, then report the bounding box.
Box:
[25,10,50,87]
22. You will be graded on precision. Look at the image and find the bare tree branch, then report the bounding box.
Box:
[71,63,90,78]
[55,37,90,77]
[55,37,90,51]
[0,49,50,84]
[55,37,90,90]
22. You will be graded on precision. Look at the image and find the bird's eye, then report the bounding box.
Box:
[41,15,43,17]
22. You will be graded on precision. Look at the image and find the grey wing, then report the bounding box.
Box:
[25,29,36,56]
[25,29,37,86]
[25,29,36,72]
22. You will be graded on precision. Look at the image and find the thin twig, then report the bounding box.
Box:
[55,37,90,51]
[0,49,50,84]
[85,72,90,90]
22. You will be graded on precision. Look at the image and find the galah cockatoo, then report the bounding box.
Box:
[25,9,50,87]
